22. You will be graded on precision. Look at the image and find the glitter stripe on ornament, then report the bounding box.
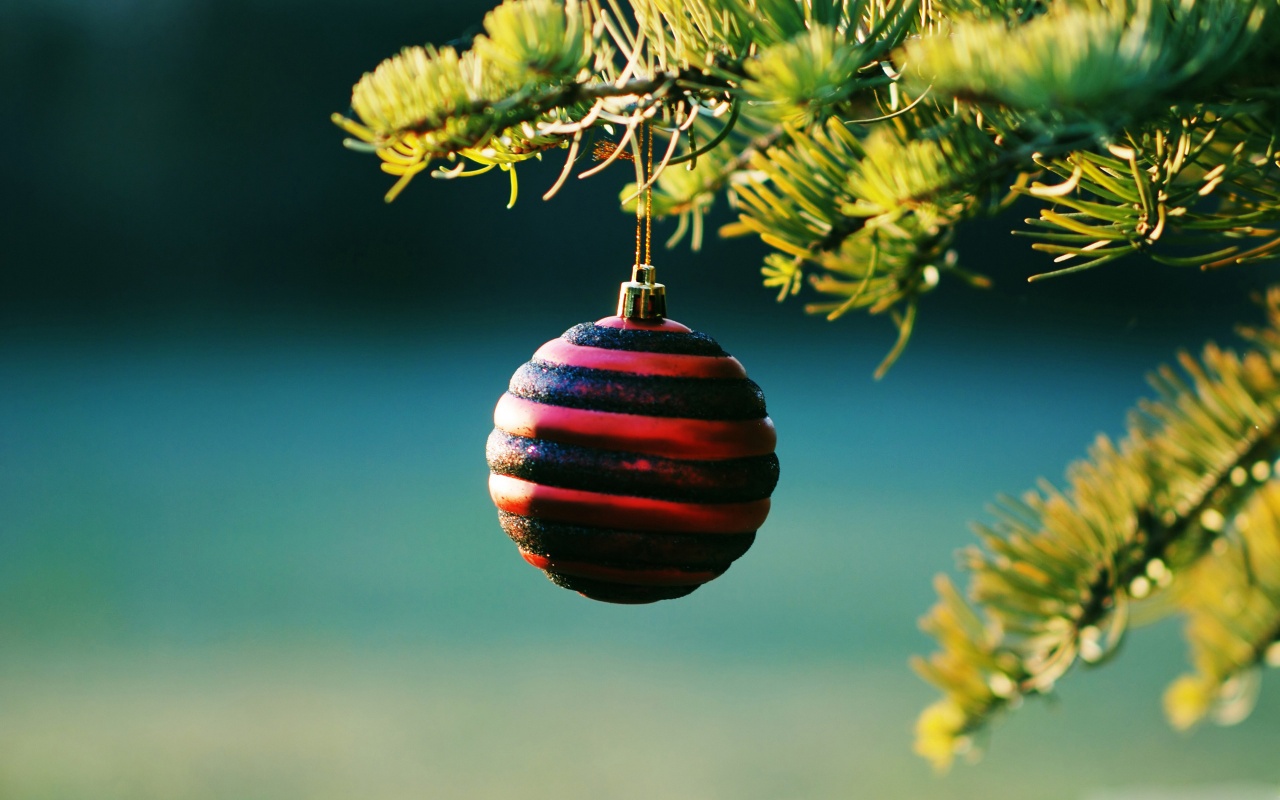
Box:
[493,394,777,460]
[562,321,726,355]
[489,474,771,533]
[519,551,722,586]
[545,572,703,604]
[508,361,767,419]
[497,512,756,569]
[592,317,693,333]
[486,430,779,503]
[532,338,748,379]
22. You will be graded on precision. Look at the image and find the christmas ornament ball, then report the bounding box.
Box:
[487,315,779,603]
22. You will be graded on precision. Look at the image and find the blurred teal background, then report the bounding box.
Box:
[2,1,1279,798]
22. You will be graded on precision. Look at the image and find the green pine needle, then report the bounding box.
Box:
[914,288,1280,770]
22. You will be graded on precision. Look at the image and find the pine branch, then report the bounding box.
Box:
[1014,110,1280,279]
[1164,481,1280,730]
[905,0,1272,123]
[913,287,1280,770]
[333,0,1280,347]
[725,106,1012,372]
[902,0,1280,279]
[332,0,919,201]
[615,110,786,250]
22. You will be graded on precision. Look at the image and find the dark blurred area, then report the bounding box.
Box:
[3,0,524,327]
[1,0,1274,343]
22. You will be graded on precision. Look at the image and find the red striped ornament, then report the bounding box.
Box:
[487,313,779,604]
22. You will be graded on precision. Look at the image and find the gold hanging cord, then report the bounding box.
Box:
[618,119,666,319]
[632,121,656,267]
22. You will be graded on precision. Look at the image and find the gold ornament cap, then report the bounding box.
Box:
[617,264,666,319]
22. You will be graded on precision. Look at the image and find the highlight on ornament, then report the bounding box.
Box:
[486,266,779,603]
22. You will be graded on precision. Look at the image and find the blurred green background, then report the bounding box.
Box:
[2,1,1279,798]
